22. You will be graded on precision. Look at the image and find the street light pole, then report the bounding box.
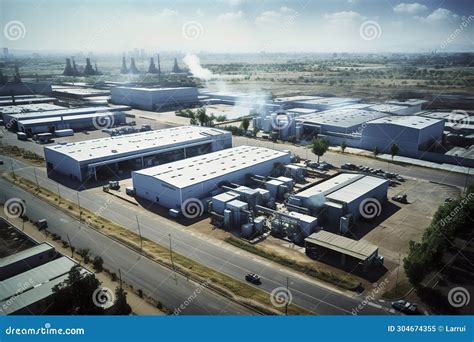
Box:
[136,215,143,253]
[169,233,176,275]
[76,192,82,221]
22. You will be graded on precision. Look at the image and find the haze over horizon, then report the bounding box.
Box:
[1,0,473,54]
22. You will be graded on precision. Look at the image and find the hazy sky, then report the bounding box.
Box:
[1,0,473,53]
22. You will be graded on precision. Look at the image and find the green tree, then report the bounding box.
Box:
[312,138,329,163]
[241,118,250,132]
[341,140,347,153]
[48,265,104,315]
[197,108,208,126]
[113,286,132,315]
[390,143,399,160]
[373,146,380,157]
[93,256,104,272]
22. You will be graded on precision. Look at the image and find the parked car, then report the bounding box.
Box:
[396,175,405,182]
[245,273,261,285]
[0,159,4,165]
[445,197,453,203]
[392,194,408,204]
[34,219,48,230]
[341,163,357,170]
[391,300,418,314]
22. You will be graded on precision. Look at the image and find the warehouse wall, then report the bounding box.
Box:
[133,153,291,210]
[44,148,82,181]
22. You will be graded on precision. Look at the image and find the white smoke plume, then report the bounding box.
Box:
[182,53,214,81]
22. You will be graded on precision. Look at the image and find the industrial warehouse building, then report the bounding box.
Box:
[288,173,388,231]
[305,230,380,271]
[132,146,291,212]
[44,126,232,181]
[290,97,361,111]
[17,111,126,135]
[360,116,445,157]
[0,218,89,315]
[297,108,388,134]
[3,105,130,130]
[111,86,198,110]
[0,103,63,117]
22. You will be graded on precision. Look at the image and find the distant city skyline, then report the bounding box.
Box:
[1,0,473,53]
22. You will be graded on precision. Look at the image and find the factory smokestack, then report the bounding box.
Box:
[13,65,21,83]
[172,57,181,73]
[0,69,7,84]
[120,56,128,74]
[63,58,74,76]
[129,57,140,74]
[83,58,96,76]
[148,57,158,74]
[71,57,79,76]
[157,54,161,82]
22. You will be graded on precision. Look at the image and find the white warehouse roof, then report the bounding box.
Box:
[367,115,443,129]
[45,126,230,162]
[134,145,290,189]
[298,108,387,129]
[295,173,387,204]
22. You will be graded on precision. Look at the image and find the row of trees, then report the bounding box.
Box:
[175,108,227,126]
[404,186,474,285]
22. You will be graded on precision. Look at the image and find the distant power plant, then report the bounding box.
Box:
[63,57,101,76]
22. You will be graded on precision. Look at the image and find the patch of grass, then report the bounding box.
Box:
[4,173,311,315]
[225,236,360,291]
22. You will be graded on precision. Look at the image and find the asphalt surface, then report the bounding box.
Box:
[0,179,255,315]
[0,159,396,315]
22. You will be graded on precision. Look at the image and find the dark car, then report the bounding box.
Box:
[245,273,261,285]
[0,159,4,165]
[341,163,356,170]
[391,300,418,314]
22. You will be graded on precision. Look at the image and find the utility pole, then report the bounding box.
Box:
[76,192,82,221]
[169,233,176,275]
[67,234,74,257]
[56,182,61,200]
[136,215,143,253]
[464,167,470,193]
[10,157,15,179]
[285,276,289,316]
[33,167,39,190]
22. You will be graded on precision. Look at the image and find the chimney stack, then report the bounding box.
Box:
[120,56,128,74]
[129,57,139,74]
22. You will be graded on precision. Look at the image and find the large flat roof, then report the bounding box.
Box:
[297,108,387,129]
[295,173,387,204]
[369,104,408,113]
[0,243,54,268]
[8,105,130,120]
[367,115,443,129]
[114,86,196,92]
[0,103,63,115]
[295,97,360,106]
[1,256,76,301]
[305,230,378,260]
[134,145,290,188]
[386,99,427,106]
[18,111,124,126]
[45,126,230,162]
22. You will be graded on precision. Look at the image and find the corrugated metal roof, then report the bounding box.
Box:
[298,108,387,129]
[134,146,290,189]
[0,243,54,268]
[305,230,378,260]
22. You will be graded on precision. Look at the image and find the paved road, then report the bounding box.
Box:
[0,159,395,315]
[0,178,254,316]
